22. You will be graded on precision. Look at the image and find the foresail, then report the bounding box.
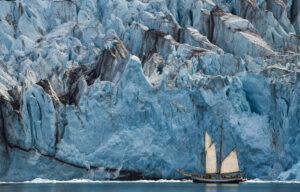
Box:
[205,143,217,174]
[221,149,239,174]
[205,131,212,151]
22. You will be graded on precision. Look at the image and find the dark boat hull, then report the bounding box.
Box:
[192,176,246,183]
[176,169,246,184]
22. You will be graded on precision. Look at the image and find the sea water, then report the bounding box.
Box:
[0,180,299,192]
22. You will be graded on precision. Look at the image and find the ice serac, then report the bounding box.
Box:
[232,0,299,51]
[0,0,299,182]
[209,7,274,57]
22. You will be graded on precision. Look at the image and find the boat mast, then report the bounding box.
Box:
[218,120,223,175]
[204,128,206,174]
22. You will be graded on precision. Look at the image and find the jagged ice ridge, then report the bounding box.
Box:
[0,0,299,181]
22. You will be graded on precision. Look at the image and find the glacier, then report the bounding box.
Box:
[0,0,299,181]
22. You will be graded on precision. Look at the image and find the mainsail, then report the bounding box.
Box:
[220,149,239,174]
[205,131,212,151]
[205,132,217,174]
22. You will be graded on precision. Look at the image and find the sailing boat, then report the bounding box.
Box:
[176,121,247,183]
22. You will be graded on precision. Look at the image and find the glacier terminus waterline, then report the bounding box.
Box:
[0,0,299,182]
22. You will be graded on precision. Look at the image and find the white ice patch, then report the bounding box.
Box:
[224,17,256,32]
[0,178,192,184]
[246,179,300,184]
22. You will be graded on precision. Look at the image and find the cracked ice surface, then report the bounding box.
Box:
[0,0,299,181]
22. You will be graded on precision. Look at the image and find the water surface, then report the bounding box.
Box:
[0,181,299,192]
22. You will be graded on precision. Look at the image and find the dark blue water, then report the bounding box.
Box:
[0,182,300,192]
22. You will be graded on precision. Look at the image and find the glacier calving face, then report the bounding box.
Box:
[0,0,299,181]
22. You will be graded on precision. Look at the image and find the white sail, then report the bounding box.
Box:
[205,143,217,174]
[205,131,211,152]
[221,149,239,174]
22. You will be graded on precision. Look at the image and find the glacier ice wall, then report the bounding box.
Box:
[0,0,299,181]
